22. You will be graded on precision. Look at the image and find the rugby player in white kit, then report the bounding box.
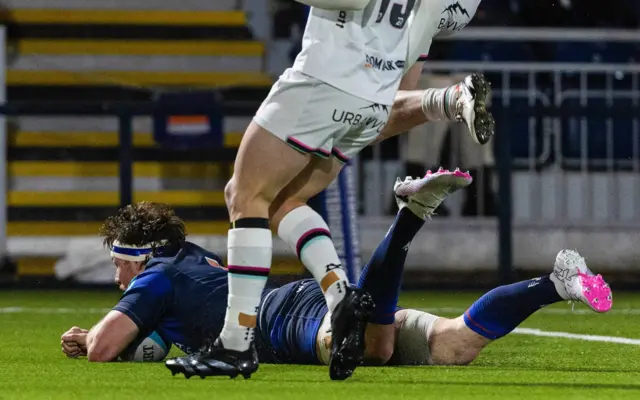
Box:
[166,0,491,381]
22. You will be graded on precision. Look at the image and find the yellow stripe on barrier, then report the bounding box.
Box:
[16,257,57,276]
[8,70,272,87]
[8,191,226,207]
[17,39,264,56]
[0,9,247,26]
[7,221,230,236]
[9,162,231,178]
[10,131,244,147]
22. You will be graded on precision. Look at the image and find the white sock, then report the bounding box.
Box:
[278,206,348,312]
[421,84,462,122]
[219,225,272,352]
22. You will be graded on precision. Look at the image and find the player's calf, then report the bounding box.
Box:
[427,316,486,366]
[389,311,485,367]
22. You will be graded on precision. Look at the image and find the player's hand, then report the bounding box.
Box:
[61,326,89,358]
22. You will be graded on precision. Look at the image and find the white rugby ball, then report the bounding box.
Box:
[120,331,171,362]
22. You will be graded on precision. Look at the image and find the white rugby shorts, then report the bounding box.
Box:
[253,68,392,163]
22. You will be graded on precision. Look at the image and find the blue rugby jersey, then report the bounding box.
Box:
[113,241,329,363]
[113,242,228,354]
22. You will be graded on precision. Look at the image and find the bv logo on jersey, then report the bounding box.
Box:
[205,257,228,271]
[439,2,471,32]
[364,54,405,71]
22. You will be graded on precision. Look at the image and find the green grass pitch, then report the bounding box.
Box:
[1,290,640,399]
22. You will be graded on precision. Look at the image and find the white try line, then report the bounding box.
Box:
[420,307,640,316]
[512,328,640,346]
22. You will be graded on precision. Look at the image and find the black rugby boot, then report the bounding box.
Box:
[166,339,258,379]
[329,286,374,380]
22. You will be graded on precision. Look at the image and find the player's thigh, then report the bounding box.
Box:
[428,315,490,365]
[230,68,348,206]
[269,156,343,228]
[230,121,311,204]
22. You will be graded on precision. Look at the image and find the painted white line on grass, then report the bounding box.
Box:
[512,327,640,346]
[419,307,640,316]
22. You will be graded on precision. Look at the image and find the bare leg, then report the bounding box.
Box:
[269,156,343,232]
[220,122,314,352]
[226,121,311,221]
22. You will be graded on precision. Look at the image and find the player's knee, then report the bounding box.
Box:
[225,177,272,219]
[224,178,237,209]
[225,178,246,218]
[364,341,394,365]
[364,324,396,365]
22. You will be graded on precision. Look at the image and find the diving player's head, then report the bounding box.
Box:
[99,201,187,290]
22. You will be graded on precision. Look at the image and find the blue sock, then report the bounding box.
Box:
[357,207,425,324]
[464,275,563,340]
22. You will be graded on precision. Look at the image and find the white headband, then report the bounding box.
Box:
[110,240,167,262]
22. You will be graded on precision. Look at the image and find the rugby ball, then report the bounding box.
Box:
[120,331,171,362]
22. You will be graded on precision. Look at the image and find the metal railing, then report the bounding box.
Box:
[0,100,240,205]
[413,62,640,226]
[4,27,640,280]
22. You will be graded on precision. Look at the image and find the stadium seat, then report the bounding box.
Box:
[599,43,638,63]
[449,41,534,62]
[449,41,491,61]
[491,95,550,168]
[1,7,270,249]
[561,97,638,170]
[554,42,603,63]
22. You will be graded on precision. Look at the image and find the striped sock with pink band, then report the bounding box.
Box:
[278,206,349,312]
[219,218,272,352]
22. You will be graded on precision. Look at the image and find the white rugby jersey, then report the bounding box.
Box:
[291,0,480,105]
[292,0,414,105]
[407,0,481,68]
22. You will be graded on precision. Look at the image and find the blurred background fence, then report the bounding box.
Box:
[0,0,638,288]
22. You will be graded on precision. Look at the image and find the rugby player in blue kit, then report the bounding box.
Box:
[61,169,612,372]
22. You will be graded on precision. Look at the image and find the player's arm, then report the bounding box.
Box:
[374,60,429,143]
[295,0,369,11]
[86,311,139,362]
[87,270,171,362]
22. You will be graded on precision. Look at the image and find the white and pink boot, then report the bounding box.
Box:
[393,167,473,220]
[550,249,613,313]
